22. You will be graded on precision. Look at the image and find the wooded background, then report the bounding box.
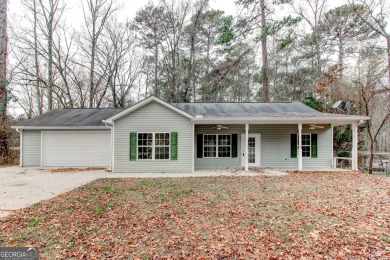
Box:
[1,0,389,167]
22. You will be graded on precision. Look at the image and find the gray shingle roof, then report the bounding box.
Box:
[171,102,328,117]
[16,108,123,127]
[14,101,367,128]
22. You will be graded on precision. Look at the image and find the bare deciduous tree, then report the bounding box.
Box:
[0,0,8,162]
[99,20,145,107]
[350,0,390,87]
[353,49,390,174]
[38,0,64,110]
[291,0,328,78]
[81,0,117,108]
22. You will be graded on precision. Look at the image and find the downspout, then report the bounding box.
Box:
[16,128,23,167]
[102,120,113,172]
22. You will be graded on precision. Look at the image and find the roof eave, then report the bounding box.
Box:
[192,116,370,124]
[11,126,110,130]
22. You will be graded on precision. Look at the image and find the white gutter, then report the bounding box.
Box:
[191,116,370,125]
[10,126,110,130]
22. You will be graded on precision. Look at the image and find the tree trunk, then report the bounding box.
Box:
[315,32,322,78]
[33,1,42,115]
[387,36,390,88]
[89,38,96,108]
[260,0,269,102]
[47,17,53,110]
[368,138,374,174]
[203,34,211,102]
[0,0,8,163]
[154,36,158,97]
[335,35,343,100]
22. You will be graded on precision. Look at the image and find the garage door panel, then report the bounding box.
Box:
[42,131,111,167]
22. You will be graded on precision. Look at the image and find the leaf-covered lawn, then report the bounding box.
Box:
[1,172,389,259]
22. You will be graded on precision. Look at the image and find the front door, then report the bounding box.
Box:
[241,134,261,167]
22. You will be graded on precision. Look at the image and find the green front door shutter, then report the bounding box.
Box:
[130,132,137,161]
[171,132,178,160]
[291,134,297,158]
[232,134,238,158]
[197,134,203,158]
[311,134,318,158]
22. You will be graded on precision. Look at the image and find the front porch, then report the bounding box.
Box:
[193,123,359,172]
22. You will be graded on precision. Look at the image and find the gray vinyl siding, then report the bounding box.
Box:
[22,130,41,167]
[301,127,332,169]
[195,124,332,170]
[195,125,244,169]
[252,125,332,169]
[113,101,193,173]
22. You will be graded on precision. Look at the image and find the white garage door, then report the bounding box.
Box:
[42,131,111,167]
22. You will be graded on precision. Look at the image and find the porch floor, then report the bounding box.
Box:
[195,167,351,177]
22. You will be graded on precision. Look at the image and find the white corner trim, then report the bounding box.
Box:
[18,129,23,167]
[40,131,43,167]
[112,123,115,173]
[104,96,194,124]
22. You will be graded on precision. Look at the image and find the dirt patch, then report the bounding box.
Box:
[40,167,107,173]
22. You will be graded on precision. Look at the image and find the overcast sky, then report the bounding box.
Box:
[9,0,238,26]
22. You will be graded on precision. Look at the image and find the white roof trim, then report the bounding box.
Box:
[192,116,370,125]
[104,96,194,124]
[11,126,110,130]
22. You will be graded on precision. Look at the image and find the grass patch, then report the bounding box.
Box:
[92,201,113,216]
[381,237,390,243]
[25,218,39,228]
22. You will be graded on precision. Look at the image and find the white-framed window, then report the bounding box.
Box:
[203,134,231,158]
[298,134,311,158]
[138,132,170,160]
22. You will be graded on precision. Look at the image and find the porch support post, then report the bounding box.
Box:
[245,123,249,171]
[192,121,195,173]
[298,123,303,171]
[352,123,358,171]
[331,124,334,168]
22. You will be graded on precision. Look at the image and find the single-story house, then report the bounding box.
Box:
[12,96,369,173]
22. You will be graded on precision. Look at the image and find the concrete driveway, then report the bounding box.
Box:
[0,166,287,218]
[0,167,110,218]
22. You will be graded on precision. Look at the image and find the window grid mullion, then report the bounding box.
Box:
[152,133,155,160]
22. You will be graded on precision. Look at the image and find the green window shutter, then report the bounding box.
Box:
[291,134,297,158]
[311,134,318,158]
[171,132,178,160]
[130,132,137,161]
[197,134,203,158]
[231,134,238,158]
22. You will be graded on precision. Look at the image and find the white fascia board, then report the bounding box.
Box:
[104,96,194,124]
[192,116,370,125]
[10,126,111,130]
